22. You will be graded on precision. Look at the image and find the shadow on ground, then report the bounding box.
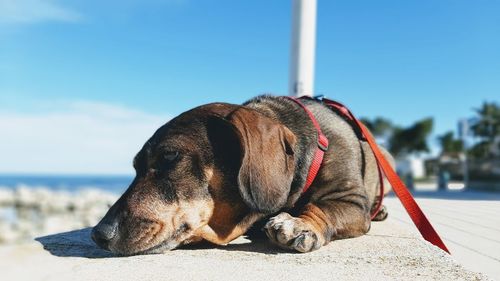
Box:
[35,228,285,259]
[35,228,114,258]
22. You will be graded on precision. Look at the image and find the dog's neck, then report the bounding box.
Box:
[242,96,322,210]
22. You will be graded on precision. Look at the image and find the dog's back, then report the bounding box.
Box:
[244,95,392,212]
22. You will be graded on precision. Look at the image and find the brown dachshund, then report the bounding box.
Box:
[92,95,394,255]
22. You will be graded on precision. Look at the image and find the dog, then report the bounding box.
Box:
[92,95,393,255]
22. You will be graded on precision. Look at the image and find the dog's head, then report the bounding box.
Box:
[92,103,297,255]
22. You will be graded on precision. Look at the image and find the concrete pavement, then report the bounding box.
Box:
[0,204,489,281]
[385,189,500,280]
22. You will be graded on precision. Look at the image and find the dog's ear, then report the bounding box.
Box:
[217,107,297,214]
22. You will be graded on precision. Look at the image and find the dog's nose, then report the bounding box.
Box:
[91,221,118,250]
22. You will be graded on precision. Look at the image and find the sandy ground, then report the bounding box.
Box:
[0,210,489,281]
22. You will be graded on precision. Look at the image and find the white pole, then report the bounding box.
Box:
[289,0,317,97]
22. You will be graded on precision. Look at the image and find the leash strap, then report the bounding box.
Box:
[321,97,450,254]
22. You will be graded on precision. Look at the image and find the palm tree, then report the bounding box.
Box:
[388,118,434,158]
[438,131,464,156]
[469,102,500,159]
[361,117,434,157]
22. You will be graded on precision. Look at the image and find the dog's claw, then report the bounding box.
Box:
[264,212,322,253]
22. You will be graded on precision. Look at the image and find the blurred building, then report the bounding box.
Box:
[396,155,426,179]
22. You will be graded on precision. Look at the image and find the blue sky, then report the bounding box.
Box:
[0,0,498,175]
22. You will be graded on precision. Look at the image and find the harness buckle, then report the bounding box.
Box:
[318,133,329,152]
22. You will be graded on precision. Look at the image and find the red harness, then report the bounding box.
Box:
[287,96,450,254]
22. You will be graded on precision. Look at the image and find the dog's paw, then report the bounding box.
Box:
[371,205,389,221]
[263,212,322,253]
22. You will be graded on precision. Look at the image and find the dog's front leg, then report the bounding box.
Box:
[196,212,265,245]
[264,192,371,252]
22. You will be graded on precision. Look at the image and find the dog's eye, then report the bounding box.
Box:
[162,151,179,164]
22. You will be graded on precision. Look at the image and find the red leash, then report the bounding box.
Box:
[322,97,450,254]
[288,96,450,254]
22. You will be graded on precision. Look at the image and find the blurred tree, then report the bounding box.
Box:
[469,102,500,159]
[360,117,393,137]
[361,116,434,158]
[468,141,492,159]
[438,131,464,155]
[471,102,500,141]
[388,118,434,157]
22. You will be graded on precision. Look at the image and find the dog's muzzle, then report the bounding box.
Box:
[91,219,118,250]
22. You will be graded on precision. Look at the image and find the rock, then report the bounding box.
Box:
[0,188,14,206]
[14,186,39,207]
[0,187,118,244]
[0,221,17,243]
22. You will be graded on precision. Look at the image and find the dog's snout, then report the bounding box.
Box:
[92,220,118,250]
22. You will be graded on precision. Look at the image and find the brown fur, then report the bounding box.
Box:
[92,95,394,255]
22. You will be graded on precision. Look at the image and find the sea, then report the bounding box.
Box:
[0,174,133,194]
